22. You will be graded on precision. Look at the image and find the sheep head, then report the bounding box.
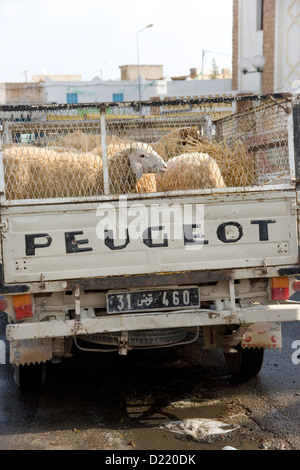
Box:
[128,143,167,180]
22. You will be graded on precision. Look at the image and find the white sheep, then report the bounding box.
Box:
[2,146,101,199]
[2,142,167,199]
[106,142,167,195]
[155,152,226,192]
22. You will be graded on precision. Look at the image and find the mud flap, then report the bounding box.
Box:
[10,338,53,366]
[241,322,282,349]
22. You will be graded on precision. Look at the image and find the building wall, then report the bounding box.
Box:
[4,82,46,104]
[0,84,6,104]
[232,0,239,90]
[233,0,300,93]
[119,65,163,81]
[0,76,232,105]
[232,0,264,93]
[165,78,232,98]
[32,74,82,82]
[43,76,232,104]
[43,76,167,104]
[262,0,276,93]
[274,0,300,91]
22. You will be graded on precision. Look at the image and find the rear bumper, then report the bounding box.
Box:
[6,303,300,341]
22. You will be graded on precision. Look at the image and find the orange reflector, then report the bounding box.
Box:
[271,277,289,300]
[12,294,33,320]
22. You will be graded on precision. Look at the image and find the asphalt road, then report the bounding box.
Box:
[0,312,299,452]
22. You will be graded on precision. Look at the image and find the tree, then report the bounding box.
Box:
[210,58,219,79]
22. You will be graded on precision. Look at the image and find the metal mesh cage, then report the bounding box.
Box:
[214,95,292,186]
[0,94,293,201]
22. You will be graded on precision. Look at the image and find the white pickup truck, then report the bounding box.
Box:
[1,93,300,387]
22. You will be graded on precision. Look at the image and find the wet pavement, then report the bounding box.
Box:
[0,312,299,452]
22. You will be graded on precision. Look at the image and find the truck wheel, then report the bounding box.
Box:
[14,363,47,389]
[224,344,264,378]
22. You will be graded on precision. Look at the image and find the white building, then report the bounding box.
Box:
[42,75,232,105]
[232,0,300,93]
[43,76,166,104]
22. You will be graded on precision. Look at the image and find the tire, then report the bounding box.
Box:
[14,363,47,389]
[224,343,264,378]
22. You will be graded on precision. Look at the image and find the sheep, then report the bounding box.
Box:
[155,152,226,192]
[105,142,167,195]
[92,141,160,193]
[2,142,167,200]
[2,145,102,199]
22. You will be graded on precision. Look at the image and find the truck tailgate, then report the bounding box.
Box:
[1,190,298,284]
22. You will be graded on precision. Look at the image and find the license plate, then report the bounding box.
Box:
[107,287,200,314]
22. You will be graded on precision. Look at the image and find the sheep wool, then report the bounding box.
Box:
[156,152,226,192]
[107,142,166,195]
[2,142,166,200]
[3,146,104,199]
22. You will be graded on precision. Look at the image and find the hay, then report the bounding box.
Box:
[150,127,253,187]
[181,136,254,187]
[44,130,101,152]
[41,130,133,156]
[151,127,204,161]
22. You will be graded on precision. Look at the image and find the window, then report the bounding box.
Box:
[112,93,124,102]
[66,93,78,104]
[257,0,264,31]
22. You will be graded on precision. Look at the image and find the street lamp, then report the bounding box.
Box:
[238,54,265,74]
[238,54,265,94]
[136,24,153,104]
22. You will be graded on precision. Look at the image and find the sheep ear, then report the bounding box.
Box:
[128,154,143,179]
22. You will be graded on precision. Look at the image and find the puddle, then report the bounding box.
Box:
[161,417,240,442]
[126,398,227,426]
[125,398,258,450]
[164,399,226,420]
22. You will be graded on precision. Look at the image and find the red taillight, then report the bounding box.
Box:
[292,280,300,291]
[271,277,289,300]
[13,294,33,320]
[0,299,8,311]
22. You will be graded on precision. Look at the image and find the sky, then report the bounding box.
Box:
[0,0,233,82]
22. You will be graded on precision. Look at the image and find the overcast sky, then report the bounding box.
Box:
[0,0,233,82]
